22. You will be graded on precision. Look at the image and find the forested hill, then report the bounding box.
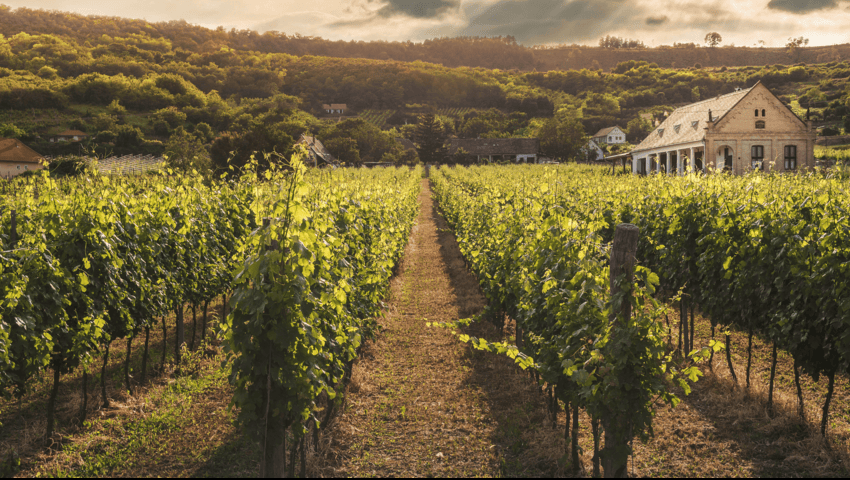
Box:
[1,5,848,72]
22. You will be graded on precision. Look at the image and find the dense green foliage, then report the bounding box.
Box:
[2,19,848,153]
[0,169,251,414]
[226,160,420,464]
[431,165,706,474]
[435,164,850,445]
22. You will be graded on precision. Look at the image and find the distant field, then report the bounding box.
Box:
[95,155,165,174]
[358,110,395,128]
[815,145,850,162]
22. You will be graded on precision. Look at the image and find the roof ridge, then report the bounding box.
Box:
[671,87,753,112]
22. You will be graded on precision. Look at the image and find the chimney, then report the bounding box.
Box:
[708,109,713,122]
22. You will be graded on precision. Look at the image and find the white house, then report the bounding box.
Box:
[631,82,816,175]
[49,130,89,143]
[322,104,347,115]
[583,139,605,161]
[591,126,626,145]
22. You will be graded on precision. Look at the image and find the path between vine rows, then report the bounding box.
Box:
[311,179,850,478]
[312,179,565,477]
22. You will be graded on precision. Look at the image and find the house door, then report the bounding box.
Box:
[724,147,733,171]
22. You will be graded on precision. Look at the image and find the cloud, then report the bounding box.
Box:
[454,0,645,44]
[373,0,461,18]
[766,0,845,14]
[645,15,669,25]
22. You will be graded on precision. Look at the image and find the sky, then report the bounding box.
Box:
[8,0,850,47]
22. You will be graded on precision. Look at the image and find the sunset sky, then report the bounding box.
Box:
[7,0,850,47]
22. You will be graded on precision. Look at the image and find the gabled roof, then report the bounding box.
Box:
[56,130,88,137]
[593,126,623,138]
[297,135,336,165]
[0,138,44,163]
[397,137,417,151]
[447,138,539,156]
[633,87,755,152]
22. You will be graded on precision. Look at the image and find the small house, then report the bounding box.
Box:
[49,130,89,143]
[446,138,539,163]
[322,104,347,115]
[296,135,336,167]
[591,126,626,145]
[583,139,605,161]
[0,138,45,178]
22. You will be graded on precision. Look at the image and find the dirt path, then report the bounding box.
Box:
[311,179,850,479]
[313,179,566,477]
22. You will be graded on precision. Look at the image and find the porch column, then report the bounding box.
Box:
[666,152,672,175]
[677,150,684,176]
[688,147,692,172]
[632,156,639,175]
[645,156,651,175]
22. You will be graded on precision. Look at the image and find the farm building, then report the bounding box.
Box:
[446,138,539,163]
[49,130,89,143]
[322,104,347,115]
[591,126,626,145]
[0,138,45,178]
[296,135,336,167]
[582,139,605,161]
[631,81,816,175]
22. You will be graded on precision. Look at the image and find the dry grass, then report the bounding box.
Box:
[310,180,572,477]
[0,297,259,477]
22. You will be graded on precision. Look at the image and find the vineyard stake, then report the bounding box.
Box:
[175,307,185,366]
[260,217,286,477]
[602,223,639,478]
[767,342,778,415]
[725,334,737,387]
[101,341,111,408]
[10,209,16,246]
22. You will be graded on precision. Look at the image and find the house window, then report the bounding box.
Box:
[751,145,764,170]
[755,120,765,129]
[755,109,759,116]
[784,145,797,170]
[762,109,766,116]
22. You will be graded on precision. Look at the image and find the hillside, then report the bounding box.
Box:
[0,4,848,171]
[0,6,848,72]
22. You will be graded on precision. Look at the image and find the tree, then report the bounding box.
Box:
[414,113,446,164]
[324,137,361,166]
[705,32,722,48]
[538,112,586,162]
[626,117,653,143]
[106,99,127,116]
[786,36,809,60]
[786,36,809,50]
[114,124,144,148]
[164,127,211,173]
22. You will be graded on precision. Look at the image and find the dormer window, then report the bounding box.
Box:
[658,128,664,136]
[755,120,765,129]
[691,121,699,129]
[674,124,681,133]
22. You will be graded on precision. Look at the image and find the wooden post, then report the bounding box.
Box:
[602,223,639,478]
[608,224,639,326]
[10,209,16,246]
[260,217,285,478]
